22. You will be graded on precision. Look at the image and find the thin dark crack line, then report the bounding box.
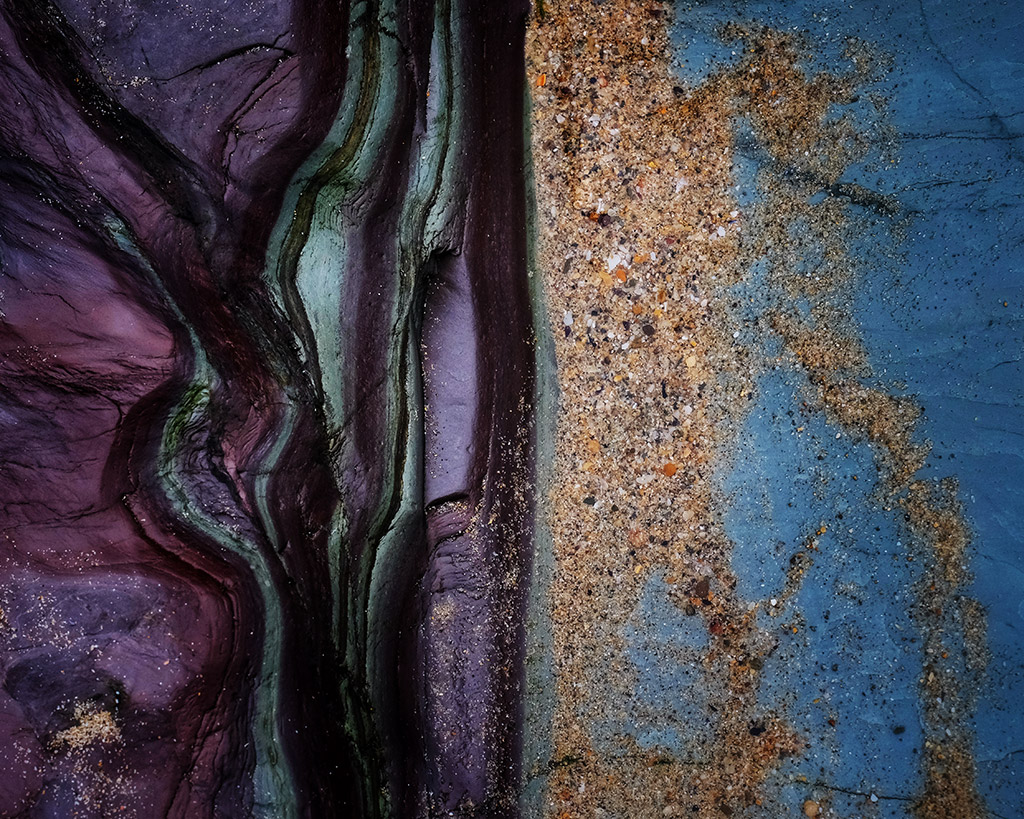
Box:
[916,0,1024,165]
[808,780,913,802]
[150,35,292,82]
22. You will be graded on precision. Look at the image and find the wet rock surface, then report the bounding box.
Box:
[1,0,535,816]
[526,1,1022,817]
[2,0,1022,817]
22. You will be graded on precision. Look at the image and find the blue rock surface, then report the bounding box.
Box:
[662,0,1023,814]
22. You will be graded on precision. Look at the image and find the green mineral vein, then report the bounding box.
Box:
[104,215,300,817]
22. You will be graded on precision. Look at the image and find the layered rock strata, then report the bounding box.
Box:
[0,1,536,816]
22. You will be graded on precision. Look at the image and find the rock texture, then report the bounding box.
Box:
[0,1,536,817]
[524,1,1022,818]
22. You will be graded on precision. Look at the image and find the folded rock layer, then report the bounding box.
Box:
[0,0,536,816]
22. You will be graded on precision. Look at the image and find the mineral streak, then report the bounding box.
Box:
[1,0,536,816]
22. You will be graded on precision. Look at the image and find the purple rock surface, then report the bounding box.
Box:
[0,0,536,816]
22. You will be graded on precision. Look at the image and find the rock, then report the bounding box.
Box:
[0,0,536,815]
